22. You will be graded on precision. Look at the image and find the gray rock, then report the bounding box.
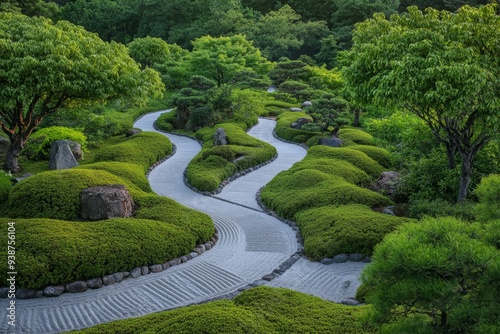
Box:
[189,252,198,259]
[180,256,188,263]
[362,257,372,263]
[102,275,116,286]
[320,258,335,265]
[126,129,142,137]
[290,122,300,129]
[289,107,302,112]
[262,274,275,281]
[141,266,149,275]
[341,299,361,306]
[122,271,131,279]
[301,101,312,108]
[130,267,142,278]
[205,243,212,251]
[80,185,134,220]
[11,173,32,185]
[348,253,365,262]
[113,272,124,283]
[149,264,163,273]
[16,288,36,299]
[49,140,79,170]
[44,286,65,297]
[162,262,171,271]
[333,254,349,263]
[0,137,9,154]
[169,259,180,267]
[65,140,83,160]
[319,137,343,148]
[35,290,44,298]
[86,278,103,289]
[373,171,401,200]
[214,128,228,146]
[66,281,88,293]
[383,206,396,216]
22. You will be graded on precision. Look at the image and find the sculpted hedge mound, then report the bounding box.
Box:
[73,286,375,334]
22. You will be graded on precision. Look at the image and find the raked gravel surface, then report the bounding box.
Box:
[1,110,366,334]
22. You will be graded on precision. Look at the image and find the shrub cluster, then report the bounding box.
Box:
[93,132,172,172]
[72,286,375,334]
[186,123,276,191]
[337,128,375,146]
[23,126,87,160]
[0,217,196,289]
[261,143,403,258]
[0,171,11,203]
[347,145,391,168]
[274,112,319,144]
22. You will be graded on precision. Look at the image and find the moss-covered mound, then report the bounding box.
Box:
[187,123,276,191]
[0,217,197,289]
[7,169,143,220]
[77,161,152,192]
[0,172,11,203]
[348,145,391,168]
[93,132,172,172]
[296,205,412,260]
[73,287,375,334]
[307,146,385,178]
[274,111,318,144]
[261,169,392,220]
[338,128,375,146]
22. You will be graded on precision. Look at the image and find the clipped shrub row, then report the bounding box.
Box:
[0,217,196,289]
[261,143,407,258]
[93,132,172,172]
[186,123,276,192]
[274,111,319,144]
[296,205,413,260]
[73,286,375,334]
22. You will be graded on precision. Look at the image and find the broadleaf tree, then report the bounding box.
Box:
[340,4,500,202]
[0,13,164,172]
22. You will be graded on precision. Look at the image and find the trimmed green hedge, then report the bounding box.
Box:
[307,146,385,178]
[73,286,375,334]
[296,204,412,260]
[348,145,391,168]
[261,169,392,220]
[338,128,375,146]
[134,194,214,245]
[7,169,144,220]
[0,172,11,203]
[23,126,87,160]
[77,161,152,193]
[155,110,176,132]
[186,123,276,191]
[93,132,172,172]
[0,217,196,289]
[274,112,318,143]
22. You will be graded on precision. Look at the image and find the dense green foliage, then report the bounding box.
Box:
[23,126,87,160]
[93,132,172,172]
[296,205,412,260]
[0,171,11,203]
[73,286,375,334]
[362,217,500,333]
[0,12,164,172]
[341,4,500,202]
[474,174,500,222]
[337,128,375,146]
[186,123,276,191]
[274,112,318,144]
[347,145,391,168]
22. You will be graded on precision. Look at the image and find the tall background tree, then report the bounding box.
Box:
[340,4,500,202]
[0,13,164,172]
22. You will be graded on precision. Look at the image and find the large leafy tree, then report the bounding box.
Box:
[362,217,500,333]
[0,13,164,172]
[186,34,272,87]
[340,4,500,202]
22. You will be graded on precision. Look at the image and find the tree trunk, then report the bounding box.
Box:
[445,142,456,170]
[457,152,473,203]
[352,109,361,127]
[3,137,23,173]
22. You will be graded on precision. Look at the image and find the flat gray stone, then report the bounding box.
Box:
[43,286,65,297]
[348,253,365,262]
[86,278,103,289]
[102,275,116,286]
[65,281,87,293]
[130,267,142,278]
[333,254,349,263]
[113,272,124,283]
[16,288,36,299]
[141,266,149,275]
[149,264,163,273]
[320,258,334,265]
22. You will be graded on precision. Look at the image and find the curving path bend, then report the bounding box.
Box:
[1,110,365,334]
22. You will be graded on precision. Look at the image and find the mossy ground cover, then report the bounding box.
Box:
[73,286,376,334]
[186,123,276,191]
[274,111,318,144]
[261,143,405,258]
[1,132,214,289]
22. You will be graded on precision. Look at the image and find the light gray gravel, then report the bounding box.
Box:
[0,110,366,334]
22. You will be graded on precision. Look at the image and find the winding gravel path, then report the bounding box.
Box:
[1,110,366,334]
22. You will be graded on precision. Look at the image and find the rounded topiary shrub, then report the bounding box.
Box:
[155,111,176,132]
[0,217,195,289]
[94,132,172,172]
[7,169,142,220]
[290,158,372,186]
[0,172,11,203]
[202,146,236,162]
[348,145,392,168]
[77,161,152,192]
[23,126,87,160]
[307,146,385,178]
[296,204,412,260]
[338,128,374,146]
